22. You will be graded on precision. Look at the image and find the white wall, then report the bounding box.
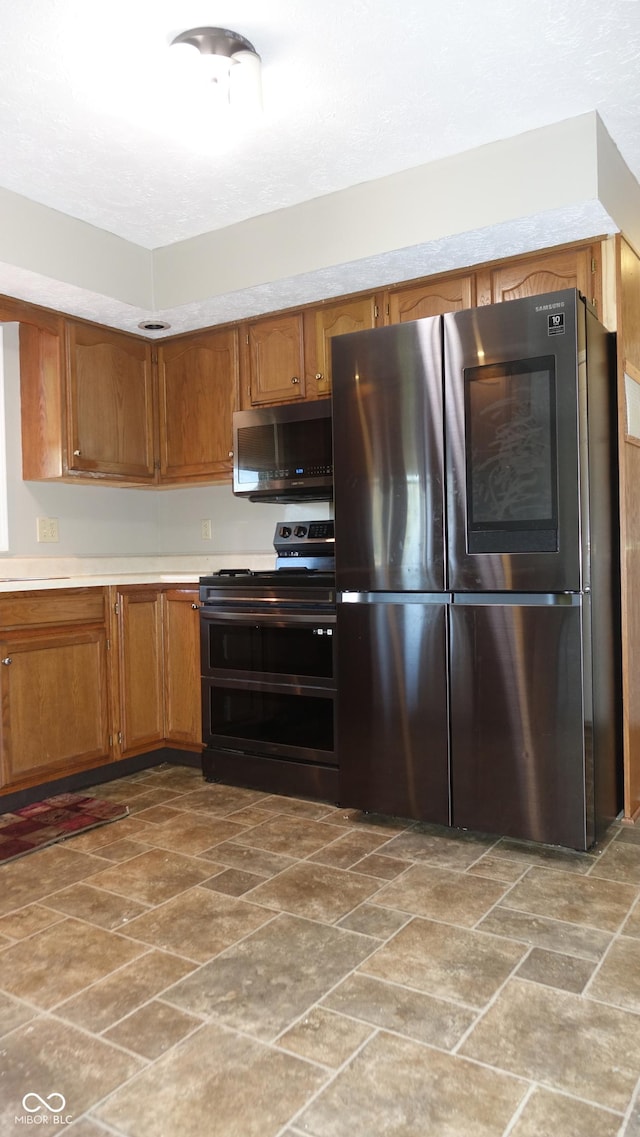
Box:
[155,114,604,309]
[0,114,630,339]
[0,185,152,307]
[0,322,331,562]
[156,486,331,557]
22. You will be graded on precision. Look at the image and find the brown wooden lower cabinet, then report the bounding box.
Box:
[0,588,112,793]
[112,586,165,758]
[162,588,202,748]
[0,583,202,797]
[110,584,202,761]
[0,627,112,792]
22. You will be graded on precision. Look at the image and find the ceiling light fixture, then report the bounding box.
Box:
[138,319,171,332]
[169,27,262,115]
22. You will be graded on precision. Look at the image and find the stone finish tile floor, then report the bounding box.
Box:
[1,764,640,1136]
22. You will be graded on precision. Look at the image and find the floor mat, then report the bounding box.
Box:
[0,792,128,864]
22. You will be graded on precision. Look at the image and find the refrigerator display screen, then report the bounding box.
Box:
[464,355,558,553]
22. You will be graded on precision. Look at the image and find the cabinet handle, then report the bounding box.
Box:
[291,376,300,385]
[73,449,81,457]
[315,373,324,381]
[1,657,12,665]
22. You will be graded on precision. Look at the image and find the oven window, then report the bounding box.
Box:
[208,688,334,756]
[206,622,334,679]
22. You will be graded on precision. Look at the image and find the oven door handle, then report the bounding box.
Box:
[199,608,335,626]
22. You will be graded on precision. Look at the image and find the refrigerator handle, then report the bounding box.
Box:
[451,592,582,607]
[339,592,451,605]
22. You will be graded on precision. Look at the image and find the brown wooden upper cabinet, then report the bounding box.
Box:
[304,295,381,397]
[20,315,67,481]
[304,295,384,397]
[243,312,306,406]
[17,240,604,481]
[157,327,239,484]
[477,245,601,311]
[20,319,240,486]
[21,319,155,484]
[386,274,476,323]
[65,321,156,482]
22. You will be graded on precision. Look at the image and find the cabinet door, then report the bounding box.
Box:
[0,630,111,791]
[158,329,239,482]
[480,246,601,310]
[387,274,475,323]
[245,312,306,405]
[66,322,156,481]
[162,589,202,748]
[115,588,164,756]
[306,296,379,396]
[20,317,67,481]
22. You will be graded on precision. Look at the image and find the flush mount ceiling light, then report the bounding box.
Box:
[169,26,262,115]
[138,319,171,332]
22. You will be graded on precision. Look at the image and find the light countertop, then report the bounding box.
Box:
[0,554,276,592]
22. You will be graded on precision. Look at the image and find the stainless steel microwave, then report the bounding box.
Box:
[232,399,333,502]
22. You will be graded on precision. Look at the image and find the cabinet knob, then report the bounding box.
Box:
[1,657,12,665]
[228,451,234,459]
[315,373,324,381]
[291,376,300,385]
[191,603,199,610]
[73,449,81,457]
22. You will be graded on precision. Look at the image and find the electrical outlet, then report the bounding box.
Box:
[201,519,212,541]
[37,517,59,543]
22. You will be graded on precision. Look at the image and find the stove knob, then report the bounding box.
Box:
[280,526,292,538]
[294,525,307,538]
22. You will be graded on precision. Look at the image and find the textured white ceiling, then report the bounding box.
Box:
[0,0,639,330]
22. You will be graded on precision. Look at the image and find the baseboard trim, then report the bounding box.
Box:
[0,748,202,814]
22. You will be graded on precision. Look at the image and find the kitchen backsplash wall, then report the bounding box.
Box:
[1,323,331,561]
[155,487,331,557]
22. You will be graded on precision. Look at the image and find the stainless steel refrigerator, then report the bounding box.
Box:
[332,289,620,850]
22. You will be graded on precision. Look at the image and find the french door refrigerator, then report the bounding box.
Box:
[332,289,620,850]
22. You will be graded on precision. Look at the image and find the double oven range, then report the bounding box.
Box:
[199,521,338,800]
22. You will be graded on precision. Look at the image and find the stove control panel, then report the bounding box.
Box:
[274,520,335,565]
